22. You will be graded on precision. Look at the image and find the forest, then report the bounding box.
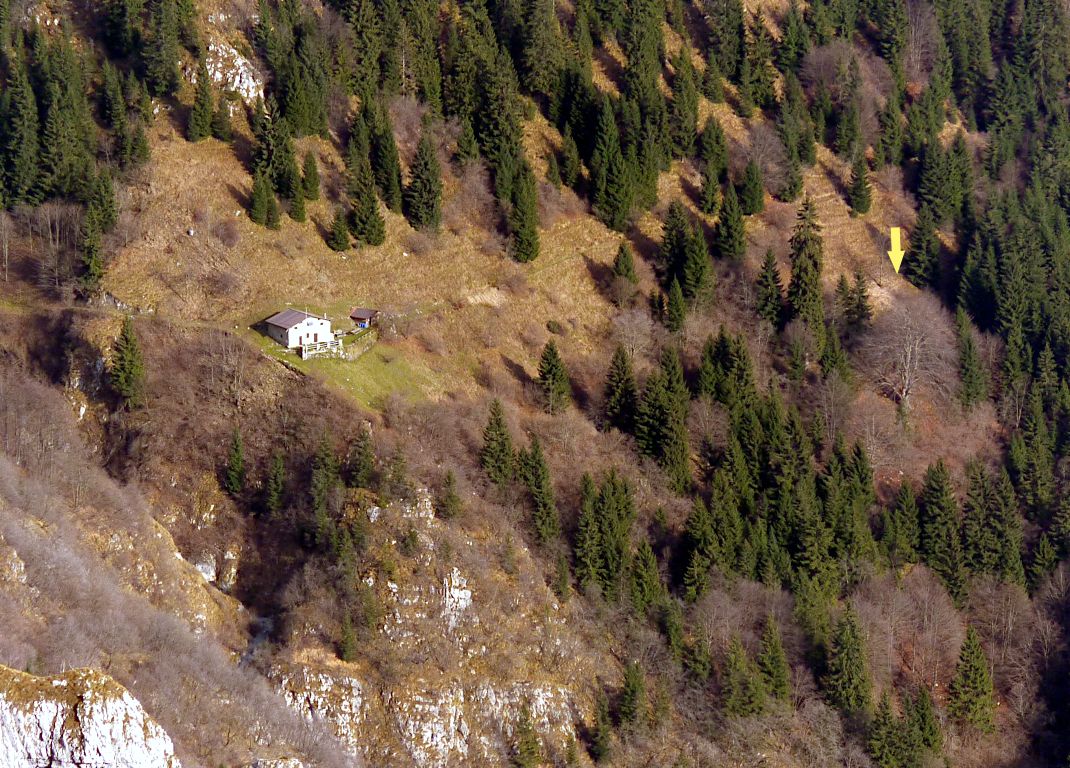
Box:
[0,0,1069,765]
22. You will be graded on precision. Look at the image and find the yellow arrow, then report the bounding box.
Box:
[888,227,905,273]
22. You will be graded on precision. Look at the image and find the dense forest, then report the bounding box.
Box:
[2,0,1070,765]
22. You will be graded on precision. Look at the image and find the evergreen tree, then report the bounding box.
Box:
[756,250,783,327]
[367,104,403,211]
[629,539,661,614]
[264,451,286,517]
[302,151,320,200]
[604,346,638,432]
[956,309,988,410]
[79,211,104,294]
[521,436,560,545]
[327,208,350,251]
[509,162,541,262]
[289,190,306,222]
[786,196,827,355]
[144,0,182,96]
[713,184,746,261]
[512,706,542,768]
[823,608,871,715]
[188,59,214,142]
[947,627,996,733]
[211,95,233,141]
[590,690,612,762]
[994,470,1026,587]
[111,316,145,409]
[4,62,40,205]
[738,159,765,215]
[723,637,766,716]
[338,612,357,661]
[590,97,632,231]
[681,230,711,299]
[224,428,245,495]
[347,145,387,246]
[903,205,939,289]
[537,340,571,414]
[867,692,902,768]
[847,153,872,215]
[250,170,273,226]
[919,461,966,602]
[666,278,687,332]
[480,399,515,487]
[560,129,581,188]
[907,686,942,754]
[613,243,638,284]
[702,48,725,102]
[669,52,699,157]
[436,470,463,519]
[757,617,791,701]
[1029,533,1059,592]
[882,481,920,566]
[403,132,443,231]
[619,661,646,725]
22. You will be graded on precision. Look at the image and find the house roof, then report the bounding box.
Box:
[350,307,379,321]
[265,309,324,329]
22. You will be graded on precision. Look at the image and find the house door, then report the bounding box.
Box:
[314,333,318,343]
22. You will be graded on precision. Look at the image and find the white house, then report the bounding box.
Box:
[265,309,334,350]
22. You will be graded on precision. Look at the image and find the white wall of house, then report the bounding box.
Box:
[269,316,334,349]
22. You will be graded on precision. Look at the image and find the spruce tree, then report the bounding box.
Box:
[907,686,942,755]
[604,346,638,432]
[521,436,560,546]
[956,308,988,410]
[757,617,791,701]
[1029,533,1058,592]
[786,196,827,355]
[289,190,306,222]
[436,470,463,519]
[367,104,403,211]
[669,52,699,157]
[613,243,638,284]
[79,212,104,294]
[882,482,920,566]
[510,162,540,262]
[262,452,286,517]
[250,171,273,225]
[919,461,966,602]
[947,627,996,733]
[211,95,233,142]
[847,153,872,215]
[403,132,443,231]
[144,0,181,96]
[619,661,646,725]
[756,250,783,327]
[224,428,245,495]
[823,608,871,715]
[681,230,711,299]
[723,637,766,716]
[302,151,320,200]
[738,159,765,215]
[188,60,214,142]
[713,184,746,261]
[111,316,145,409]
[480,399,514,487]
[867,692,902,768]
[537,340,571,414]
[327,208,350,251]
[629,539,661,614]
[590,690,613,761]
[4,62,40,205]
[512,706,542,768]
[666,278,687,332]
[702,48,724,102]
[903,205,939,289]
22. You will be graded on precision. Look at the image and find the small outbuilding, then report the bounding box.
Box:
[265,309,341,358]
[350,307,380,330]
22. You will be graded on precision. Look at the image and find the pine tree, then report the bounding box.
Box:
[327,208,350,251]
[403,132,443,231]
[224,428,245,495]
[713,184,746,261]
[604,346,638,432]
[756,250,783,327]
[619,661,646,725]
[480,399,515,487]
[757,617,791,701]
[847,153,872,215]
[512,706,542,768]
[211,95,233,141]
[823,608,871,714]
[666,278,687,332]
[537,340,571,414]
[590,96,632,231]
[509,162,541,262]
[521,436,560,545]
[956,309,988,410]
[738,159,765,215]
[188,59,214,142]
[111,316,145,409]
[723,637,766,716]
[264,452,286,517]
[947,627,996,733]
[302,151,320,200]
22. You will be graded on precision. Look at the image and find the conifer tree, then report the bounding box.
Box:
[480,399,514,487]
[723,637,766,716]
[757,617,791,701]
[907,686,942,754]
[560,129,581,189]
[1029,533,1058,592]
[302,151,320,200]
[79,212,104,294]
[327,208,350,251]
[786,196,827,354]
[847,153,872,215]
[574,474,604,591]
[702,49,725,102]
[629,539,661,614]
[619,661,646,725]
[823,608,871,715]
[947,627,996,733]
[956,308,987,410]
[338,612,357,662]
[882,481,920,566]
[347,427,375,489]
[666,278,687,332]
[289,190,306,222]
[262,451,287,517]
[613,243,638,284]
[903,205,939,289]
[211,95,233,142]
[224,428,245,495]
[777,0,810,72]
[4,62,39,205]
[681,230,711,300]
[604,346,638,432]
[590,97,632,231]
[919,461,966,602]
[993,470,1026,586]
[266,192,281,229]
[403,132,443,231]
[713,184,746,261]
[537,340,571,414]
[188,60,214,142]
[435,470,463,519]
[367,104,403,211]
[520,0,564,101]
[867,692,902,768]
[521,436,560,545]
[509,162,540,262]
[144,0,182,96]
[756,250,783,327]
[591,690,612,761]
[739,159,765,215]
[698,117,728,185]
[512,706,542,768]
[111,316,145,409]
[250,171,273,226]
[669,52,699,157]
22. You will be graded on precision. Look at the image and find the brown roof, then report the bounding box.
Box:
[266,309,320,329]
[350,307,379,321]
